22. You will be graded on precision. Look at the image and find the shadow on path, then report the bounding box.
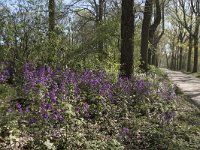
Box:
[163,69,200,107]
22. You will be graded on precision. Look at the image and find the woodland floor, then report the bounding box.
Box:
[164,69,200,107]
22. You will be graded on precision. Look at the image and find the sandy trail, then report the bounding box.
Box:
[164,69,200,107]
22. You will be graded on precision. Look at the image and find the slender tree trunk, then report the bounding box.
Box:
[98,0,107,61]
[48,0,55,36]
[152,42,159,67]
[170,42,175,70]
[174,54,177,70]
[178,32,184,70]
[176,52,179,70]
[165,53,169,68]
[187,34,193,72]
[140,0,153,72]
[152,36,159,66]
[171,50,174,70]
[148,48,152,65]
[120,0,134,78]
[192,16,199,72]
[156,56,159,67]
[179,47,183,70]
[48,0,56,63]
[193,35,199,72]
[148,0,161,65]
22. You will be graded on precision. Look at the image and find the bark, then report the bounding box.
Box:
[140,0,153,72]
[192,16,199,73]
[193,35,199,72]
[148,0,161,65]
[170,41,175,70]
[48,0,55,36]
[152,42,158,66]
[170,47,175,70]
[97,0,106,60]
[120,0,134,78]
[178,32,184,70]
[176,52,179,70]
[174,54,177,70]
[98,0,104,22]
[165,53,169,68]
[179,47,183,70]
[187,34,193,72]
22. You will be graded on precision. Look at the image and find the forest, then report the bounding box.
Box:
[0,0,200,149]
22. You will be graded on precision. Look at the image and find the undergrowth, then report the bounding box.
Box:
[0,64,199,150]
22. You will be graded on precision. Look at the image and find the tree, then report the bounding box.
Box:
[140,0,153,72]
[48,0,56,35]
[148,0,162,65]
[191,0,199,73]
[171,0,199,72]
[120,0,134,78]
[97,0,107,60]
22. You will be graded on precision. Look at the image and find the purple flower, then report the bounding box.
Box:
[7,108,12,112]
[16,102,22,112]
[29,118,37,124]
[90,78,100,87]
[75,107,80,113]
[53,109,64,121]
[82,103,90,117]
[134,79,150,95]
[160,111,176,122]
[42,111,49,119]
[0,69,10,83]
[122,127,129,135]
[83,103,90,112]
[25,107,30,112]
[45,104,52,110]
[158,82,176,101]
[49,89,57,103]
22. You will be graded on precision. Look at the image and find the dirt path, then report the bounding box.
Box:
[164,69,200,107]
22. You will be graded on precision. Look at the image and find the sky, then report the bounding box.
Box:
[1,0,72,12]
[2,0,72,6]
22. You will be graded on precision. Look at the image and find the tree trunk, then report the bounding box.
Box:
[193,35,199,72]
[192,16,199,73]
[174,54,177,70]
[187,34,193,72]
[98,0,107,61]
[176,52,179,70]
[178,31,184,70]
[171,50,175,70]
[179,47,183,70]
[148,0,161,65]
[140,0,153,72]
[48,0,55,35]
[120,0,134,78]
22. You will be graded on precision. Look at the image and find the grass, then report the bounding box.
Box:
[191,72,200,78]
[182,71,200,78]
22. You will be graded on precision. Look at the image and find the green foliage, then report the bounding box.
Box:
[0,68,200,149]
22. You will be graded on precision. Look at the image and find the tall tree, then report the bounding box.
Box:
[187,11,194,72]
[178,29,186,70]
[48,0,56,36]
[191,0,199,72]
[120,0,134,78]
[98,0,106,60]
[148,0,162,65]
[140,0,153,72]
[172,0,199,72]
